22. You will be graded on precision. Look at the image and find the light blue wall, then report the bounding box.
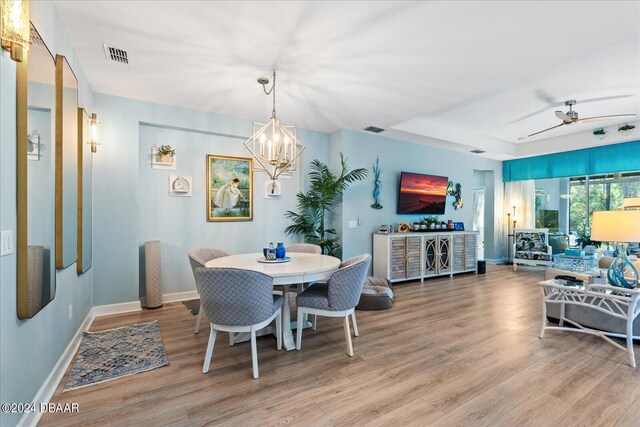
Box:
[329,129,504,261]
[136,124,329,295]
[93,93,330,304]
[0,2,94,426]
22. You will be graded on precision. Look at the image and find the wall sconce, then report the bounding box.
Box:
[88,113,100,153]
[0,0,30,63]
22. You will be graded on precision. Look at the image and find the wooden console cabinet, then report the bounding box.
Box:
[373,231,478,283]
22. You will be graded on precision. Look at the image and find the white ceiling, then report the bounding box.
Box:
[52,1,640,160]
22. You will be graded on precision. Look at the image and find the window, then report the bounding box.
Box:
[569,172,640,237]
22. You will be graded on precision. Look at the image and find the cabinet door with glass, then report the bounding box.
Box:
[424,235,438,276]
[438,235,451,274]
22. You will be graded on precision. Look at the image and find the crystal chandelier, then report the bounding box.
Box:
[244,70,304,181]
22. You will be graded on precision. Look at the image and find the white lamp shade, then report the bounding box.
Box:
[591,210,640,242]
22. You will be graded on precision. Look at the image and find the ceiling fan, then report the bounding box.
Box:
[527,100,636,137]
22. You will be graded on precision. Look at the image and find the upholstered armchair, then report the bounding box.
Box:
[513,228,553,271]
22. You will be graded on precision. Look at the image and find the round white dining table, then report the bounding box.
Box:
[205,252,341,351]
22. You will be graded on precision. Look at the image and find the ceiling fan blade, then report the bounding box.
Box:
[534,89,560,105]
[507,106,556,124]
[577,113,637,122]
[577,95,633,104]
[527,122,565,137]
[555,111,571,122]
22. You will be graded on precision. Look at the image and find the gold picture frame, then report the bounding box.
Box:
[206,155,253,221]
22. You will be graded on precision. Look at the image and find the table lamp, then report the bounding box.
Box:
[623,198,640,209]
[591,210,640,289]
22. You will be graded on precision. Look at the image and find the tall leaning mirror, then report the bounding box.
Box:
[55,55,78,269]
[17,23,56,319]
[77,108,92,274]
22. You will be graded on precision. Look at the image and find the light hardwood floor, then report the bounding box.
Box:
[40,265,640,426]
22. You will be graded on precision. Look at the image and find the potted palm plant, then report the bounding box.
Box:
[285,153,367,256]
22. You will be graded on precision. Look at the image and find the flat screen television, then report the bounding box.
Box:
[397,172,448,215]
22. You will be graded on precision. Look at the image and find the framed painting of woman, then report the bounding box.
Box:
[206,155,253,221]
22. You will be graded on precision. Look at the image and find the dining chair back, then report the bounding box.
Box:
[195,267,282,378]
[187,247,230,334]
[296,253,371,356]
[287,243,322,254]
[327,254,371,310]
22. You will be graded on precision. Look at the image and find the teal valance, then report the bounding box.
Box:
[503,139,640,182]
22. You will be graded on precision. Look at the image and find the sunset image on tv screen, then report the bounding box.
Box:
[398,172,448,214]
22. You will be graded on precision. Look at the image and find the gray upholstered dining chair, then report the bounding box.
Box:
[195,267,283,379]
[307,254,369,331]
[287,243,322,254]
[287,243,322,328]
[188,247,230,334]
[296,254,371,356]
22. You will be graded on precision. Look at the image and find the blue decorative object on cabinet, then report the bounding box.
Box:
[276,242,286,259]
[371,156,383,209]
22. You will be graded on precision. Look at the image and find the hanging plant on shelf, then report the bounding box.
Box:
[155,144,176,163]
[371,156,383,209]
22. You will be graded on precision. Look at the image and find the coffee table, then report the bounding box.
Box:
[539,279,640,367]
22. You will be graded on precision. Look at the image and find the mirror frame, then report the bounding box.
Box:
[16,44,28,318]
[54,54,78,269]
[77,108,92,274]
[17,20,58,319]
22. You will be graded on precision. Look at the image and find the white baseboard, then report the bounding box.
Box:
[17,311,95,427]
[139,290,199,308]
[91,300,142,317]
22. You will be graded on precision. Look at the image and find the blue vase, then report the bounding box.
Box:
[276,242,286,259]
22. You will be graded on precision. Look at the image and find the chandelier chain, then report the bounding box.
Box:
[260,70,277,118]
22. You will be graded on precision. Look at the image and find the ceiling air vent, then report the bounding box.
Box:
[470,149,485,154]
[103,44,129,64]
[364,126,385,133]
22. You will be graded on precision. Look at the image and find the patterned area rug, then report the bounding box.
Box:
[64,320,168,391]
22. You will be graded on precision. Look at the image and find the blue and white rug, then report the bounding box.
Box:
[64,320,168,391]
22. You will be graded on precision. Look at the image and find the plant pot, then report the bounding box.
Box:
[156,154,173,163]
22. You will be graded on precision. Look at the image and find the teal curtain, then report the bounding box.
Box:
[503,139,640,182]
